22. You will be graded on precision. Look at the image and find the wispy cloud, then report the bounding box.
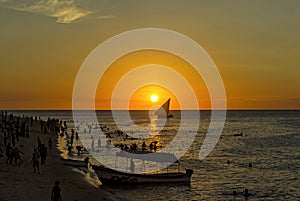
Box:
[97,15,116,20]
[0,0,93,23]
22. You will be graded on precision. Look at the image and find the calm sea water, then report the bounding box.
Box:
[10,110,300,200]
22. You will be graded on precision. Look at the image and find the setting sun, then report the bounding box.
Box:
[150,94,159,102]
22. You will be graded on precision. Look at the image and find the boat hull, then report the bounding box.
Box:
[92,165,193,185]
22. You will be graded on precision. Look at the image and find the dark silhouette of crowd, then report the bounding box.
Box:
[0,111,60,173]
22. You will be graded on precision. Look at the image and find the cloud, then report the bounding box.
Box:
[97,15,116,20]
[1,0,92,23]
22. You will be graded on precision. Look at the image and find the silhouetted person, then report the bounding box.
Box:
[48,138,53,150]
[51,180,62,201]
[37,137,41,149]
[13,147,24,165]
[91,136,94,151]
[25,125,30,138]
[39,144,47,165]
[244,189,251,197]
[142,141,147,151]
[70,133,74,146]
[15,128,20,141]
[5,143,12,164]
[98,137,101,148]
[249,163,252,168]
[84,156,90,168]
[68,145,72,155]
[130,159,135,173]
[12,133,16,147]
[76,146,82,155]
[31,148,40,174]
[75,132,79,141]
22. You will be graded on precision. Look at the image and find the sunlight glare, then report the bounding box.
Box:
[150,94,159,102]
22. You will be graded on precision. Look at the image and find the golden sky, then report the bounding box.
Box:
[0,0,299,110]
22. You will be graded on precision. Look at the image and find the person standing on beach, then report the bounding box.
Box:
[37,137,41,149]
[70,133,74,147]
[98,137,101,148]
[51,180,63,201]
[75,131,79,141]
[25,125,29,138]
[13,147,24,165]
[31,148,40,174]
[39,144,47,165]
[48,138,53,150]
[91,136,94,151]
[130,159,135,173]
[5,143,12,164]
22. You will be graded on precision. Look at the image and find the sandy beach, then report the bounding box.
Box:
[0,115,120,201]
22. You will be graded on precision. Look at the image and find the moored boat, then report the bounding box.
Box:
[92,151,193,185]
[92,165,193,185]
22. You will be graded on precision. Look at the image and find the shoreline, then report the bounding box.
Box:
[0,113,119,201]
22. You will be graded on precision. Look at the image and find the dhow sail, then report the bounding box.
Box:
[155,98,173,118]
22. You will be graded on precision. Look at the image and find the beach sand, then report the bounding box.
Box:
[0,118,120,201]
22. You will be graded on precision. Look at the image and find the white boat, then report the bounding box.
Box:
[92,151,193,185]
[155,98,173,118]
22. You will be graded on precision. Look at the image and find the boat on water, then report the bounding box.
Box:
[155,98,173,118]
[92,151,193,185]
[93,165,193,185]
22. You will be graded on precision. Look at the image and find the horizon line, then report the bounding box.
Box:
[4,109,300,111]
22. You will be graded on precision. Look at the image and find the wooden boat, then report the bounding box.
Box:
[155,98,173,118]
[61,158,89,167]
[93,165,193,185]
[92,151,193,185]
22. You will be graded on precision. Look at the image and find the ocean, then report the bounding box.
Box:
[9,110,300,200]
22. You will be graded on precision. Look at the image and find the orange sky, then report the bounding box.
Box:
[95,50,210,110]
[0,1,299,110]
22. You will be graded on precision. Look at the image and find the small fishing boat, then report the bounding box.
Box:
[92,151,193,185]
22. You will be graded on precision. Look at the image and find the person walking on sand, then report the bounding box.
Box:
[5,143,12,164]
[130,159,135,173]
[31,148,40,174]
[51,180,62,201]
[39,144,47,165]
[91,135,94,151]
[98,137,101,148]
[37,137,41,149]
[48,138,53,150]
[13,147,24,165]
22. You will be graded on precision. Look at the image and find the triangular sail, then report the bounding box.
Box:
[155,98,171,118]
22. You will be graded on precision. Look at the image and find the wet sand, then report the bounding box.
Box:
[0,118,120,201]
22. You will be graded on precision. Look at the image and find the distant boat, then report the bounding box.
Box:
[155,98,173,118]
[92,151,193,185]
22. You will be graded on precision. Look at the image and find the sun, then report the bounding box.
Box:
[150,94,159,102]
